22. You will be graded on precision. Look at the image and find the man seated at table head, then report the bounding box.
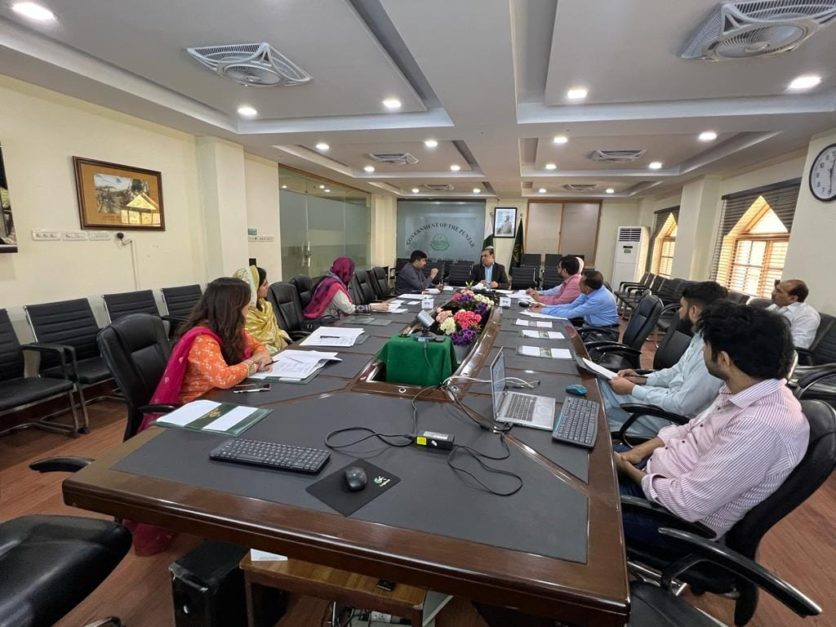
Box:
[529,270,618,334]
[768,278,821,349]
[527,256,582,305]
[613,302,809,543]
[470,247,509,289]
[395,249,439,296]
[602,281,728,437]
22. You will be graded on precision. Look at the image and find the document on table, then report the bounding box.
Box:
[508,290,531,299]
[424,288,440,295]
[251,349,341,381]
[515,319,553,328]
[300,326,364,347]
[400,293,425,300]
[518,346,572,359]
[521,310,563,319]
[578,357,617,381]
[442,286,455,292]
[154,400,267,435]
[521,330,565,339]
[385,304,408,313]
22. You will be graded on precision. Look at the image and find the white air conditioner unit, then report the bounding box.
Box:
[186,42,311,87]
[611,226,650,290]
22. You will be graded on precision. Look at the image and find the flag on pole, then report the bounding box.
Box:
[511,218,524,267]
[482,213,494,251]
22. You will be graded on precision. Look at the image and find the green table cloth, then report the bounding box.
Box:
[378,334,455,387]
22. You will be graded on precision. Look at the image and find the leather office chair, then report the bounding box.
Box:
[446,262,472,287]
[289,275,314,310]
[522,253,541,267]
[25,298,114,432]
[746,297,772,309]
[655,280,695,333]
[647,318,693,371]
[355,271,377,305]
[620,274,664,314]
[267,282,308,340]
[348,273,365,305]
[0,308,83,436]
[787,314,836,404]
[727,290,750,304]
[102,289,160,322]
[544,253,562,268]
[98,313,174,441]
[161,284,202,329]
[510,265,539,290]
[541,268,563,290]
[583,294,663,370]
[368,266,390,299]
[394,257,410,275]
[622,400,836,625]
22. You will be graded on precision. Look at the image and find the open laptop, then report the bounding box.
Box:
[490,348,556,430]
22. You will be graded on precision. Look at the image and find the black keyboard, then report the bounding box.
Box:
[209,438,331,474]
[551,397,599,449]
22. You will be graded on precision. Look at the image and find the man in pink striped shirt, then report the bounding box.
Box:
[614,302,809,541]
[527,256,582,305]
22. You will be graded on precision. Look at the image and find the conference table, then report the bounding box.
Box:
[63,292,630,626]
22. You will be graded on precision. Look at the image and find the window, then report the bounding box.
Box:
[651,213,677,278]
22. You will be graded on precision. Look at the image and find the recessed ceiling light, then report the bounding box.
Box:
[788,74,821,91]
[382,97,402,110]
[538,188,547,194]
[319,184,326,189]
[411,187,420,193]
[237,105,258,118]
[552,135,569,145]
[566,87,588,101]
[648,161,663,170]
[424,139,438,148]
[450,164,461,172]
[12,2,55,21]
[363,165,375,173]
[472,187,481,194]
[698,131,718,142]
[324,188,331,193]
[606,188,615,194]
[281,184,287,189]
[545,163,557,170]
[315,142,329,151]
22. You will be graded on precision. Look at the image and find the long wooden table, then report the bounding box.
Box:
[63,296,629,626]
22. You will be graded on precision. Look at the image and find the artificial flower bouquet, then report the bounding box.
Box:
[435,308,484,346]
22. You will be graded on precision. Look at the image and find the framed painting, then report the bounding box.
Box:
[0,142,17,253]
[493,206,516,238]
[73,157,165,230]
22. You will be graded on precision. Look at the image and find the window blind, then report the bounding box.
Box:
[648,206,679,271]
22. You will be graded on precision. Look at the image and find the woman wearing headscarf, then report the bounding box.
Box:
[233,265,290,355]
[303,256,387,319]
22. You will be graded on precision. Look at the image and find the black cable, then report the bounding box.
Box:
[446,445,523,497]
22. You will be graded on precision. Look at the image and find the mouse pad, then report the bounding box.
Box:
[306,459,400,517]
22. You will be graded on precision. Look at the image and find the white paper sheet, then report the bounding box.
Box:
[400,293,425,300]
[521,330,565,339]
[518,346,572,359]
[443,286,455,292]
[254,350,341,380]
[300,326,364,347]
[250,549,288,562]
[514,319,553,328]
[521,310,562,319]
[581,357,617,380]
[155,400,220,426]
[202,405,260,432]
[424,288,440,295]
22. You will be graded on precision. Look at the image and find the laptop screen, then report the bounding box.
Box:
[489,348,507,417]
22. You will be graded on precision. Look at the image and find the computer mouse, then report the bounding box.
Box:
[518,300,530,308]
[565,384,587,396]
[343,466,368,492]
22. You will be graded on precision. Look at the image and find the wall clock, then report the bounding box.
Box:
[809,143,836,202]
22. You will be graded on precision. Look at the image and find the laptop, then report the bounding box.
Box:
[490,348,556,431]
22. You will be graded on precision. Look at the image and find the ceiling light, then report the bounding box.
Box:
[472,188,481,194]
[788,74,821,91]
[566,87,588,101]
[450,164,461,172]
[281,184,287,189]
[411,187,420,193]
[698,131,718,142]
[11,2,55,21]
[237,105,258,118]
[648,161,663,170]
[606,188,615,194]
[538,188,547,194]
[552,135,569,145]
[363,165,375,173]
[324,188,331,193]
[424,139,438,148]
[545,163,557,170]
[315,142,329,151]
[319,184,325,189]
[382,97,402,110]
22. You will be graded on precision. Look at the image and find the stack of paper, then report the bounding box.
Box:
[251,349,341,382]
[579,357,617,380]
[400,293,425,300]
[442,286,455,292]
[384,302,408,313]
[521,330,565,339]
[301,326,364,347]
[518,346,572,360]
[515,319,553,328]
[155,400,267,435]
[521,310,565,320]
[424,288,440,295]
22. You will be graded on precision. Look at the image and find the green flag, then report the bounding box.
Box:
[482,215,494,251]
[511,219,524,267]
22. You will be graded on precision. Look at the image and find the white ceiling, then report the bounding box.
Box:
[0,0,834,200]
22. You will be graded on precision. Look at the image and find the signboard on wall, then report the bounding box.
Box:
[396,200,485,260]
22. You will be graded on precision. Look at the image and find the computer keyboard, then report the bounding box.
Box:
[551,396,599,449]
[506,394,536,421]
[209,438,331,474]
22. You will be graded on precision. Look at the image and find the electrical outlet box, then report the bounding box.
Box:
[255,235,274,242]
[31,230,62,241]
[63,231,89,241]
[88,231,112,241]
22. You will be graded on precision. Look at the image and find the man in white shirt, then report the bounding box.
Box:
[768,279,820,349]
[601,281,728,437]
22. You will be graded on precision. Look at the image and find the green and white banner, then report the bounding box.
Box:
[396,200,485,260]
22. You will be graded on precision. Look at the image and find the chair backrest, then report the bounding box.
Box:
[427,260,446,281]
[0,309,24,382]
[511,266,539,290]
[541,268,563,290]
[746,297,772,309]
[394,258,410,274]
[653,320,693,370]
[648,275,666,293]
[725,400,836,560]
[97,313,171,440]
[727,290,750,305]
[446,262,472,287]
[810,313,836,365]
[356,271,377,304]
[102,289,160,322]
[564,253,585,260]
[656,277,683,304]
[522,253,541,267]
[368,267,390,299]
[267,282,305,332]
[25,298,101,366]
[621,294,664,349]
[348,273,365,305]
[544,253,562,268]
[161,285,202,320]
[289,275,314,309]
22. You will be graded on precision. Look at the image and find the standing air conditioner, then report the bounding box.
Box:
[611,226,649,289]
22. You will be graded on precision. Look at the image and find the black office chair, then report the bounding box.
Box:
[161,284,202,330]
[522,253,541,267]
[541,268,563,290]
[647,318,693,371]
[446,262,472,287]
[102,289,160,322]
[267,282,309,340]
[583,294,663,370]
[544,253,562,268]
[655,280,696,333]
[511,265,539,290]
[289,275,314,310]
[368,266,391,299]
[746,297,772,309]
[98,313,174,441]
[622,399,836,626]
[25,298,114,432]
[394,258,410,274]
[354,271,378,305]
[0,308,83,436]
[620,274,664,314]
[787,314,836,404]
[727,290,750,305]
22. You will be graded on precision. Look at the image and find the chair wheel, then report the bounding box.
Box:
[78,427,90,434]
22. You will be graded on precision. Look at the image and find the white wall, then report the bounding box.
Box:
[486,197,526,268]
[245,154,281,281]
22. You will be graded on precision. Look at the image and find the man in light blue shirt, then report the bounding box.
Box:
[602,281,728,437]
[531,271,618,328]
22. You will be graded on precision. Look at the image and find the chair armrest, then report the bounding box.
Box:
[21,342,77,379]
[657,528,822,617]
[658,303,680,316]
[795,363,836,397]
[586,342,642,357]
[160,314,187,323]
[635,369,654,376]
[578,326,618,338]
[616,403,690,444]
[30,457,94,473]
[138,404,178,415]
[794,348,813,366]
[618,281,645,291]
[620,495,715,538]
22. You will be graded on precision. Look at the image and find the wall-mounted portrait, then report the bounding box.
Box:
[0,142,17,253]
[493,206,517,238]
[73,157,165,230]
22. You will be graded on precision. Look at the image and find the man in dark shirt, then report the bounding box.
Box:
[469,248,509,289]
[395,249,439,295]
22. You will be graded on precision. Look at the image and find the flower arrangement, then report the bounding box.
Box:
[436,308,484,345]
[450,289,493,317]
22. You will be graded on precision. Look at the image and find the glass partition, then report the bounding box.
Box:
[396,200,485,261]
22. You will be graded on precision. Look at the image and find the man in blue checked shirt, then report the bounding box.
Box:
[530,270,618,331]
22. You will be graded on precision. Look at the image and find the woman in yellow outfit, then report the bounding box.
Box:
[233,265,290,355]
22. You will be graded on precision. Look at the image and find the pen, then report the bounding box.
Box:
[233,388,269,394]
[319,335,341,338]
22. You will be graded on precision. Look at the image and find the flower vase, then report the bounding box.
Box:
[452,342,471,366]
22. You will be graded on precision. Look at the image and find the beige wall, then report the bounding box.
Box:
[245,154,282,282]
[370,193,396,268]
[486,197,527,268]
[595,200,641,279]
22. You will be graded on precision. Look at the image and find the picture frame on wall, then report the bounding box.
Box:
[493,206,516,238]
[73,156,165,230]
[0,142,17,253]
